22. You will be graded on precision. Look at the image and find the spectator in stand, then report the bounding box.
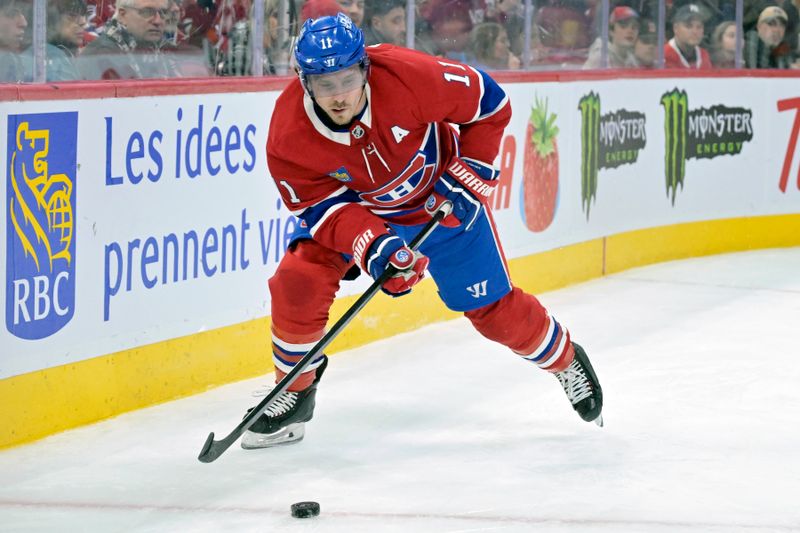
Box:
[710,20,737,67]
[213,6,250,75]
[79,0,177,79]
[470,21,520,69]
[23,0,87,81]
[422,0,476,60]
[213,0,292,76]
[533,0,593,66]
[363,0,406,45]
[338,0,365,26]
[208,0,251,72]
[162,0,210,76]
[410,0,438,55]
[0,0,27,82]
[746,0,799,55]
[664,3,713,68]
[584,5,640,68]
[163,0,182,44]
[181,0,218,49]
[86,0,117,35]
[301,0,341,24]
[488,0,525,58]
[774,0,799,54]
[745,5,794,68]
[634,16,657,67]
[419,0,488,25]
[669,0,727,48]
[260,0,294,74]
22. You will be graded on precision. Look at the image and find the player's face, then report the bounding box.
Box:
[309,65,367,125]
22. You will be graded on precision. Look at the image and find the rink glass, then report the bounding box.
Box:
[0,0,762,83]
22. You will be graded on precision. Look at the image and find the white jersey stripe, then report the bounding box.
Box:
[309,202,349,236]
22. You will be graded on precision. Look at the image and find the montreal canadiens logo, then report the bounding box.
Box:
[360,152,436,208]
[394,250,411,263]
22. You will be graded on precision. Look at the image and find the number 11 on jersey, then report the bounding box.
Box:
[438,61,471,87]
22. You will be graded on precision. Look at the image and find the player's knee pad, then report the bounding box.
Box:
[269,240,352,330]
[268,240,351,391]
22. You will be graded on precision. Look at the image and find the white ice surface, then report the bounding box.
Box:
[1,248,800,533]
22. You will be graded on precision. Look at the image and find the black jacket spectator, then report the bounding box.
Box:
[744,5,795,68]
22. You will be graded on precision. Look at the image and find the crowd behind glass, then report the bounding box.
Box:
[1,0,798,83]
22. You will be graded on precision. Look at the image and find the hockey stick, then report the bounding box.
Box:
[198,200,453,463]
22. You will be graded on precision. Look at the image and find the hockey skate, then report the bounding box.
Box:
[555,343,604,427]
[241,356,328,449]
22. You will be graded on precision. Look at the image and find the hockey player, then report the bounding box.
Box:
[242,13,603,449]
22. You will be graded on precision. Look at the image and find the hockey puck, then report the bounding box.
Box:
[291,501,320,518]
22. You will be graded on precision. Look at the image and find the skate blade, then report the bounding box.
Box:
[594,414,604,428]
[241,423,305,449]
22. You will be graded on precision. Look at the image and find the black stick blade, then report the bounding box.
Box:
[198,432,218,463]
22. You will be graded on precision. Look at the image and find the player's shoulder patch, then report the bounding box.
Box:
[328,166,353,182]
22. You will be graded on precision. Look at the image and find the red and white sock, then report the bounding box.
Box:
[271,325,325,392]
[517,312,574,373]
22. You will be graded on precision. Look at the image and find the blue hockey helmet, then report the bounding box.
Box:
[294,13,370,96]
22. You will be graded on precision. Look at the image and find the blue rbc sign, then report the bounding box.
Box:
[6,112,78,340]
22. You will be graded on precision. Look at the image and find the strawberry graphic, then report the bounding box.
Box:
[522,97,559,232]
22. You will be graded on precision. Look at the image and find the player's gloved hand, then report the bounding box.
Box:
[354,229,430,297]
[424,192,461,228]
[433,156,499,231]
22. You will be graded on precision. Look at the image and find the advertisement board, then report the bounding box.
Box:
[2,76,800,382]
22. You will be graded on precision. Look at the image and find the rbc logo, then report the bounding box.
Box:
[6,112,78,339]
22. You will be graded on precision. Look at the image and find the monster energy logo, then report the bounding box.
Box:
[661,89,753,205]
[579,92,647,218]
[579,94,600,217]
[661,90,688,205]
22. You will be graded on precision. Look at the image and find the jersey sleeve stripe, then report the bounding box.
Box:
[307,201,350,236]
[467,65,485,124]
[472,69,509,122]
[299,187,362,235]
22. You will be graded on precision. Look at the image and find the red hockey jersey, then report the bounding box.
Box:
[266,44,511,257]
[664,39,713,69]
